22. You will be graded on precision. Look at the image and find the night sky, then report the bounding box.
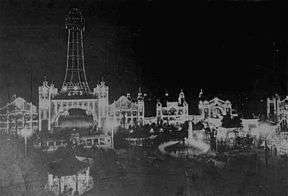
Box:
[0,0,286,115]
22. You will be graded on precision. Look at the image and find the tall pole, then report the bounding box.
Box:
[30,64,33,133]
[24,136,27,157]
[111,126,114,149]
[5,64,10,103]
[265,139,269,168]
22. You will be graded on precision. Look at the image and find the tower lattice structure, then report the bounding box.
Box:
[39,9,109,132]
[62,8,90,95]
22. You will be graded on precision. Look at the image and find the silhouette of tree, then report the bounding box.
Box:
[0,135,50,196]
[222,114,242,128]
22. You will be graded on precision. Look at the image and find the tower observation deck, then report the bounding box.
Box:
[62,8,90,95]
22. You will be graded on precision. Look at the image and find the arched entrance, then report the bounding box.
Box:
[53,108,96,131]
[211,106,224,118]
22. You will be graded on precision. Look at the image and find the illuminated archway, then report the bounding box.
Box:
[53,108,96,130]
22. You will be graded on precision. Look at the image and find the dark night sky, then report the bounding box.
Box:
[0,0,286,114]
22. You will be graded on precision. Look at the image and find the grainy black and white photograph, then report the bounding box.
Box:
[1,0,288,196]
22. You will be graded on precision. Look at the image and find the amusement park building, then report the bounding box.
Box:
[0,96,38,135]
[156,90,189,125]
[199,97,232,119]
[38,9,109,133]
[267,94,288,130]
[108,90,145,128]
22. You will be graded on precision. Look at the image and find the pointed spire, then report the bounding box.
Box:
[43,75,49,87]
[165,92,169,97]
[138,87,143,101]
[272,41,280,69]
[100,76,105,86]
[127,93,131,100]
[178,89,185,105]
[199,88,203,98]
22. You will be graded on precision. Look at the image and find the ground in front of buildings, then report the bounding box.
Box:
[83,147,288,196]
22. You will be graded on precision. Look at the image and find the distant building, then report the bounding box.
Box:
[267,94,288,130]
[35,132,112,152]
[108,89,145,128]
[78,134,112,149]
[0,96,38,135]
[38,80,109,132]
[156,90,188,125]
[199,97,232,119]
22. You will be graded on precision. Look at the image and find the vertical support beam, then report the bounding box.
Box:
[48,89,51,131]
[267,98,270,118]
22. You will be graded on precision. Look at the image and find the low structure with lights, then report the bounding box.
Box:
[47,156,93,196]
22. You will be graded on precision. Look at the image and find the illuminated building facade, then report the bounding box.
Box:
[0,96,38,134]
[199,97,232,119]
[108,89,145,128]
[38,9,109,132]
[267,94,288,130]
[156,90,188,125]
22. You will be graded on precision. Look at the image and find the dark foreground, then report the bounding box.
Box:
[84,147,288,196]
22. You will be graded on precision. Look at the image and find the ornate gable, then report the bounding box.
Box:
[114,96,133,110]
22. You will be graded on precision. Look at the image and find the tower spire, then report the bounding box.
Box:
[272,41,280,71]
[138,87,143,100]
[271,41,282,93]
[62,8,90,95]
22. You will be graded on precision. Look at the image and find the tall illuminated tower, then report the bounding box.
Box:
[62,8,90,95]
[39,9,109,132]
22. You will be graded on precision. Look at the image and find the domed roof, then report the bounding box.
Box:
[57,108,93,129]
